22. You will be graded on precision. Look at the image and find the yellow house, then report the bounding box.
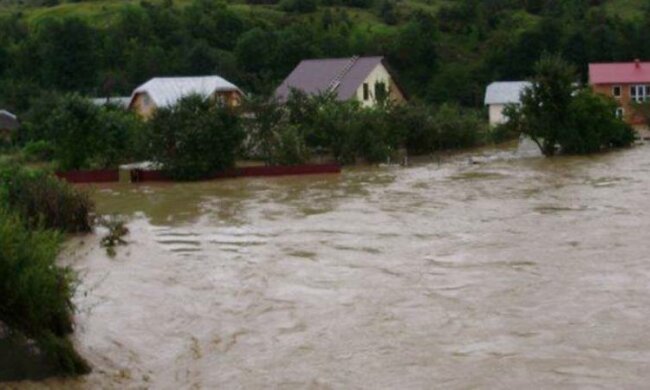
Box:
[129,76,244,119]
[274,56,407,107]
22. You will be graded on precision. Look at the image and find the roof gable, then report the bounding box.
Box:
[131,76,242,108]
[484,81,531,105]
[0,110,19,130]
[589,61,650,85]
[274,56,387,102]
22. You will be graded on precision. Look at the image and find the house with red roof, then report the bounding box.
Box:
[274,56,407,107]
[589,60,650,129]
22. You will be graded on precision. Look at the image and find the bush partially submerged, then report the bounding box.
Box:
[505,54,635,156]
[146,95,244,181]
[0,208,90,376]
[0,164,94,233]
[98,215,129,257]
[244,92,487,165]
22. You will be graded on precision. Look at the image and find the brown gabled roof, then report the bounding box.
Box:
[0,110,19,131]
[274,56,397,102]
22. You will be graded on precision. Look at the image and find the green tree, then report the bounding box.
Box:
[146,95,244,180]
[507,54,634,155]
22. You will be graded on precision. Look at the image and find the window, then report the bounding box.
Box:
[374,82,387,103]
[363,83,369,101]
[612,85,621,98]
[630,85,650,103]
[615,107,624,119]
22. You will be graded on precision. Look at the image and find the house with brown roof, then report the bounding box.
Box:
[0,110,19,143]
[274,56,407,107]
[589,60,650,130]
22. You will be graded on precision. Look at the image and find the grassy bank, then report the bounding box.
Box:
[0,164,93,378]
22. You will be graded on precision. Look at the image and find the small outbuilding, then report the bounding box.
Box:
[274,56,407,107]
[129,76,244,119]
[0,110,19,143]
[484,81,531,126]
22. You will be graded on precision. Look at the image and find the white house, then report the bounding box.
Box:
[484,81,531,126]
[129,76,244,119]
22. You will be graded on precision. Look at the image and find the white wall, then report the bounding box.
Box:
[489,104,507,126]
[355,64,405,107]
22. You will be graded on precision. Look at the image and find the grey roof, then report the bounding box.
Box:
[484,81,532,105]
[0,110,19,131]
[130,76,242,108]
[274,56,390,102]
[91,97,131,108]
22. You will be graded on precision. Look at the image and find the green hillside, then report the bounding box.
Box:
[0,0,647,114]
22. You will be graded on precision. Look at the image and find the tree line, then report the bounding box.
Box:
[1,0,650,115]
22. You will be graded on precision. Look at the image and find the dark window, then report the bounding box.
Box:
[363,83,369,101]
[613,85,621,97]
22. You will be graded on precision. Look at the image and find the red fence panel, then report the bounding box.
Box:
[132,164,341,183]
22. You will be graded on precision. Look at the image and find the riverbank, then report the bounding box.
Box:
[8,143,650,388]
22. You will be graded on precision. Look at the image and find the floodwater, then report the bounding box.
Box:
[12,142,650,389]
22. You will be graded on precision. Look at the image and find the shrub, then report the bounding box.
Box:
[395,103,486,155]
[146,95,244,180]
[0,207,90,376]
[22,140,55,162]
[506,54,634,155]
[24,93,143,170]
[243,98,310,165]
[0,165,94,233]
[432,103,485,150]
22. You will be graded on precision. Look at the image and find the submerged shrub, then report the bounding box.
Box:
[0,208,90,376]
[146,95,244,180]
[98,215,129,258]
[0,165,94,233]
[23,93,144,170]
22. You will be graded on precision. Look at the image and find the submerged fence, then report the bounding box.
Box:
[56,164,341,184]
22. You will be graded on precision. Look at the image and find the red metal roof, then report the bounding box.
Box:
[589,61,650,85]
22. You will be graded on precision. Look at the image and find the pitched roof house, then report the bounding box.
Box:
[589,60,650,128]
[0,110,19,142]
[484,81,531,126]
[129,76,244,118]
[274,56,406,107]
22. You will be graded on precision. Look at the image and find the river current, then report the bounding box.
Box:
[12,143,650,388]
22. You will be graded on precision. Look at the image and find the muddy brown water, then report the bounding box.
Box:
[9,143,650,389]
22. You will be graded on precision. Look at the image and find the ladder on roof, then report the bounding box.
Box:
[328,55,359,92]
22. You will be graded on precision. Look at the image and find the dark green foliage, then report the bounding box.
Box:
[0,165,94,233]
[0,207,90,376]
[248,91,486,164]
[562,90,635,153]
[243,97,310,165]
[0,0,648,113]
[25,93,143,170]
[505,54,635,156]
[145,95,244,180]
[396,102,486,154]
[22,140,56,162]
[280,0,318,13]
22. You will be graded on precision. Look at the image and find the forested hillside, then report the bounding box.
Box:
[0,0,648,115]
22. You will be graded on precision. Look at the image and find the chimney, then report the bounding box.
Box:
[635,59,641,68]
